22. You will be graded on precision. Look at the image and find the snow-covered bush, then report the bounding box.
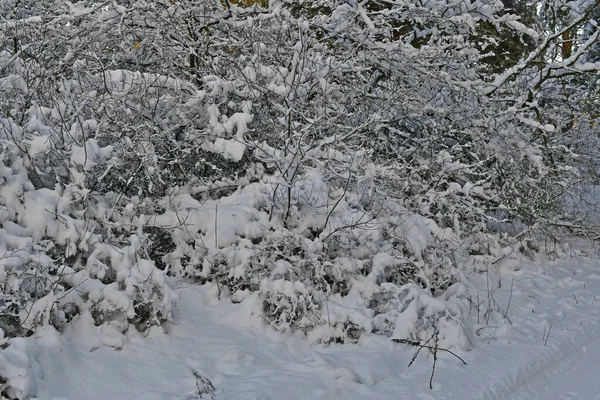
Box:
[0,147,175,338]
[142,173,471,344]
[0,9,179,341]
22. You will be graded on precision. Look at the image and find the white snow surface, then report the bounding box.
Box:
[6,257,600,400]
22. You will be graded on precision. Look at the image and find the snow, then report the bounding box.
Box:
[204,138,247,162]
[5,256,600,399]
[70,139,113,170]
[3,0,600,398]
[531,342,600,399]
[1,17,42,29]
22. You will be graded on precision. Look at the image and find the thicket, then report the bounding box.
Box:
[1,2,599,395]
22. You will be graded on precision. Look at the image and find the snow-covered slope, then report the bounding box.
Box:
[4,256,600,400]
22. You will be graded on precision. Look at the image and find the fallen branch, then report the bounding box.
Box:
[392,334,467,389]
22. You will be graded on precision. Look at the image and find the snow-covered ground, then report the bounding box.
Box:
[524,339,600,400]
[5,256,600,400]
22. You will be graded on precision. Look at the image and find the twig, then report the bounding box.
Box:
[392,338,467,366]
[544,324,552,346]
[477,292,480,324]
[187,367,216,400]
[392,335,467,389]
[486,267,492,324]
[214,203,218,248]
[322,153,354,234]
[429,332,439,390]
[326,299,331,339]
[506,278,514,318]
